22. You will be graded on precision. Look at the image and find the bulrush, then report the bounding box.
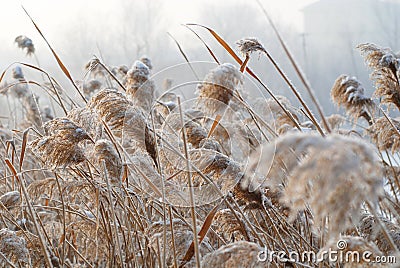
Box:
[331,75,374,124]
[125,60,155,113]
[196,63,243,116]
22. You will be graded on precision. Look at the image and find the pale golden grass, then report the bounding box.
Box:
[201,241,266,268]
[0,229,30,266]
[30,118,91,168]
[331,74,374,123]
[125,60,155,113]
[368,116,400,153]
[247,132,383,239]
[358,43,400,109]
[3,24,400,268]
[253,95,299,131]
[196,63,243,116]
[358,214,400,254]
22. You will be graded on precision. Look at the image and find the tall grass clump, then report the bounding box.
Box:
[1,10,400,268]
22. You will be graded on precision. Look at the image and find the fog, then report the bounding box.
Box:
[1,0,398,117]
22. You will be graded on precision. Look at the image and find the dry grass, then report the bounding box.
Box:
[1,19,400,268]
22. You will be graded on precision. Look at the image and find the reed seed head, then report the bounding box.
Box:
[15,35,35,56]
[236,38,265,56]
[196,63,243,115]
[331,75,374,122]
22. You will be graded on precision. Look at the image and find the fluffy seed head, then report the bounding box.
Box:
[12,66,24,80]
[31,118,90,168]
[201,241,266,268]
[368,116,400,153]
[325,114,346,129]
[253,96,299,129]
[236,38,265,56]
[247,133,383,238]
[319,236,383,267]
[139,55,153,70]
[358,214,400,254]
[15,35,35,56]
[331,75,374,122]
[0,228,30,265]
[357,43,400,109]
[196,63,243,115]
[92,139,122,184]
[43,117,92,143]
[81,79,102,97]
[88,89,134,137]
[0,191,20,210]
[147,219,213,266]
[67,107,103,141]
[125,60,155,112]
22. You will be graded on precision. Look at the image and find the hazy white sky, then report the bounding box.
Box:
[0,0,318,74]
[2,0,318,33]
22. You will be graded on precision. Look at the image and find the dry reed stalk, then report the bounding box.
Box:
[147,219,213,267]
[0,228,30,266]
[212,208,247,242]
[358,214,400,254]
